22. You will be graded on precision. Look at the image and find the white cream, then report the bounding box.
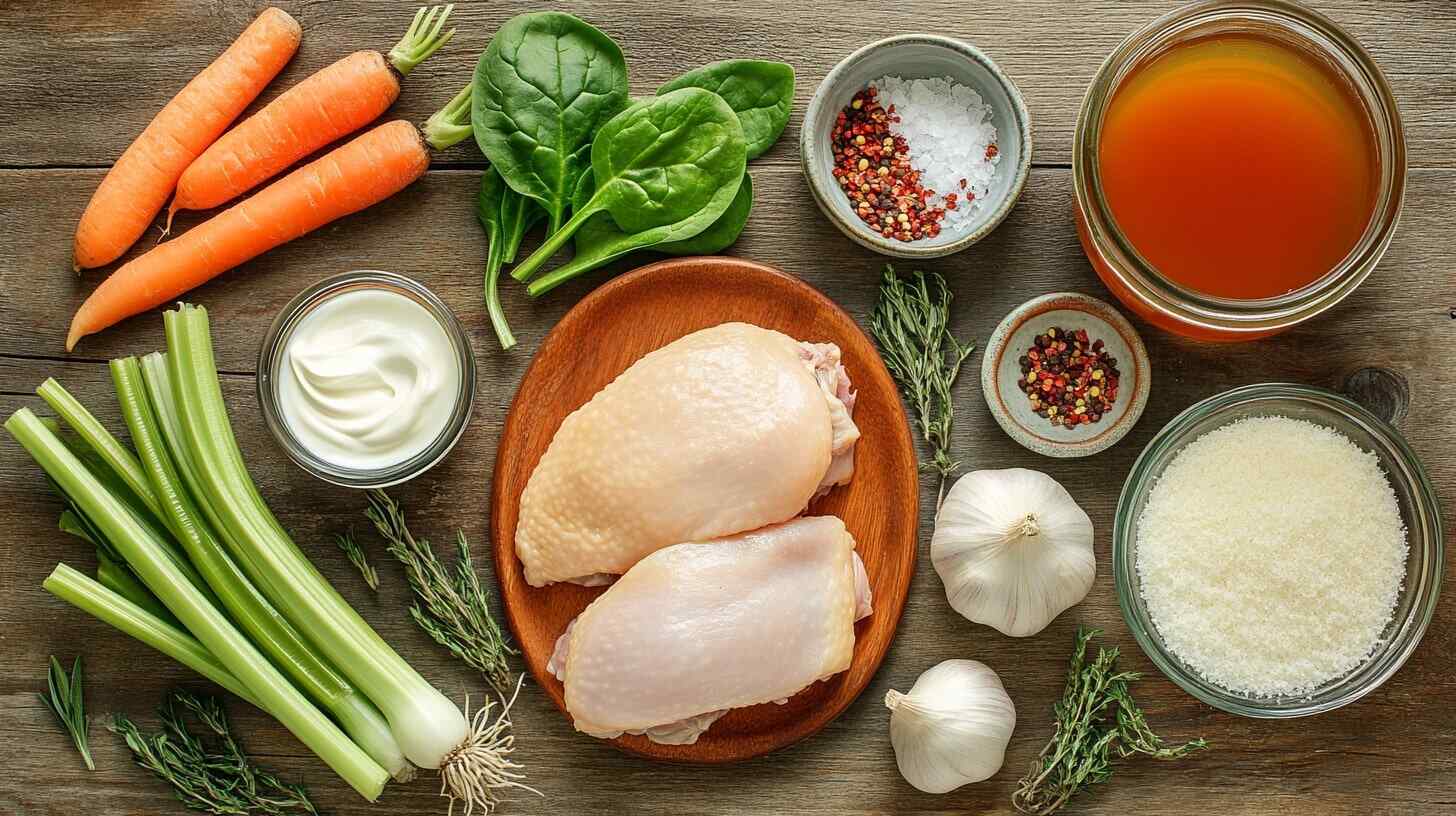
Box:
[277,288,461,471]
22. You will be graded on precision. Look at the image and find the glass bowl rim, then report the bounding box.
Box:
[1112,382,1444,717]
[255,270,477,489]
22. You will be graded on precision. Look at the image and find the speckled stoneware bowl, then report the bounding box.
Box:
[981,293,1150,458]
[801,34,1032,258]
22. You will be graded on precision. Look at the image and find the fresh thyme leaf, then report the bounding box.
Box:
[868,265,975,497]
[365,490,517,694]
[334,529,380,591]
[41,655,95,770]
[1013,628,1208,815]
[110,690,319,816]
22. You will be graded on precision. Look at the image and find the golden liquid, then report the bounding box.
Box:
[1098,34,1379,300]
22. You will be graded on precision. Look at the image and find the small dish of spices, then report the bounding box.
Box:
[802,34,1032,258]
[981,293,1150,458]
[1015,326,1121,429]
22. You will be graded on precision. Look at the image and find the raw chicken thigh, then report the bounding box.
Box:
[548,516,873,744]
[515,322,860,586]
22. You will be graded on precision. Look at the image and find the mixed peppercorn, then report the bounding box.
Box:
[1017,327,1120,428]
[830,86,959,242]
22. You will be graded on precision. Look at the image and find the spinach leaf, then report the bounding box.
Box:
[658,60,795,160]
[472,12,629,234]
[477,167,544,349]
[659,170,753,255]
[526,170,753,297]
[511,87,748,284]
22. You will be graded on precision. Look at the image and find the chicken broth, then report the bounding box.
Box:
[1097,34,1379,300]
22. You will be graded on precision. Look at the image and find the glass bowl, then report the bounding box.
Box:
[1113,383,1443,717]
[1073,0,1406,341]
[256,271,477,489]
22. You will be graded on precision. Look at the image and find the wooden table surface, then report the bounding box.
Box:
[2,2,1454,814]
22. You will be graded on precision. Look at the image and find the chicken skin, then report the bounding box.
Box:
[515,322,860,586]
[548,516,873,744]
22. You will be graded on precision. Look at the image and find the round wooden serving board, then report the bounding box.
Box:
[490,256,919,763]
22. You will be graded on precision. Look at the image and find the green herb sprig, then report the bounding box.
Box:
[365,490,517,693]
[41,655,95,770]
[868,265,975,500]
[1013,628,1208,815]
[111,690,318,815]
[334,530,380,592]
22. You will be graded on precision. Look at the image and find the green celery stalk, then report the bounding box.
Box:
[164,305,468,769]
[38,378,158,519]
[5,409,388,800]
[39,381,214,603]
[112,356,409,780]
[95,548,177,626]
[44,563,260,708]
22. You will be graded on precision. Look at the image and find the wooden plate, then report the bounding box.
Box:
[489,257,918,762]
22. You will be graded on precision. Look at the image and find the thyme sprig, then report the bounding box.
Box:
[334,529,381,591]
[110,690,318,815]
[868,265,975,500]
[365,490,517,694]
[41,655,95,770]
[1013,628,1208,815]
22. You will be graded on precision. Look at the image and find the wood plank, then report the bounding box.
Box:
[2,164,1454,372]
[2,0,1454,170]
[3,1,1456,812]
[0,164,1453,815]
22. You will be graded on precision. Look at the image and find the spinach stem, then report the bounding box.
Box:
[510,203,596,282]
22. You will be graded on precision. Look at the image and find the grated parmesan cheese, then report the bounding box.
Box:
[1135,416,1407,697]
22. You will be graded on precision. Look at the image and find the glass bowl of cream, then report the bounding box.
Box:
[257,271,476,488]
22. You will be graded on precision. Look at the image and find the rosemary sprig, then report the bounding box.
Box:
[334,529,381,591]
[41,655,95,770]
[110,690,318,815]
[868,265,975,502]
[1013,628,1208,815]
[365,490,517,694]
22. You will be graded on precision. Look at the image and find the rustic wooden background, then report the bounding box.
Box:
[2,1,1453,814]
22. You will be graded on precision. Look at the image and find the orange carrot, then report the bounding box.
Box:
[72,8,301,271]
[170,5,455,218]
[67,120,430,350]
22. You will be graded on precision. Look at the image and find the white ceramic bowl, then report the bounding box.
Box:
[801,34,1032,258]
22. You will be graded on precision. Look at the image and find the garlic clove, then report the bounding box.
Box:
[885,660,1016,794]
[931,469,1095,637]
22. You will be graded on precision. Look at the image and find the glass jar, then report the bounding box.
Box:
[256,271,476,488]
[1073,0,1406,341]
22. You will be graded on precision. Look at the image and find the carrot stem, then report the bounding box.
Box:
[423,83,473,150]
[388,5,456,75]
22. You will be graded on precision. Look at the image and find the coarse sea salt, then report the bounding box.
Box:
[872,75,999,232]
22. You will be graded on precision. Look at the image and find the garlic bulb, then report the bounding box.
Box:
[931,468,1094,637]
[885,660,1016,794]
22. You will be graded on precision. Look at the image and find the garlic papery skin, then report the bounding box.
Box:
[885,660,1016,794]
[931,468,1094,637]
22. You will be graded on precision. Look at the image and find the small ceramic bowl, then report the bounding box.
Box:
[801,34,1032,258]
[981,293,1150,457]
